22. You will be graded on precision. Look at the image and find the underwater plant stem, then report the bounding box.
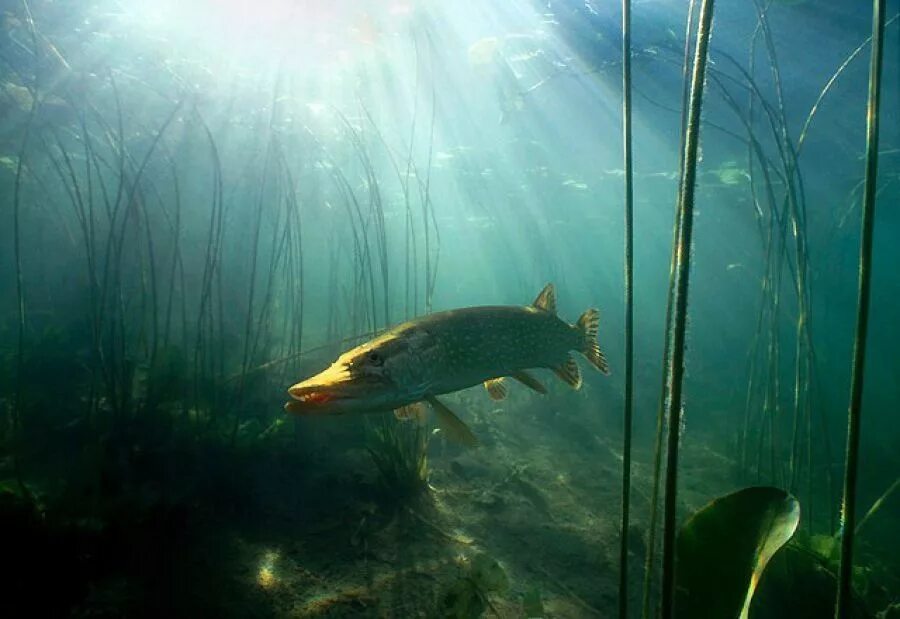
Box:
[618,0,634,618]
[162,153,182,351]
[641,2,697,616]
[797,13,899,156]
[835,0,885,616]
[422,49,438,315]
[10,0,42,438]
[660,0,716,616]
[11,91,37,435]
[855,476,900,536]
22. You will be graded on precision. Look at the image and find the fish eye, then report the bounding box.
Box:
[367,351,383,366]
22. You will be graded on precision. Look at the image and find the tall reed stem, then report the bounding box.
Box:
[618,0,635,617]
[642,2,697,616]
[835,0,885,615]
[659,0,715,616]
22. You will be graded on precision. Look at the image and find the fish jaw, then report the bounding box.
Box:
[285,361,404,415]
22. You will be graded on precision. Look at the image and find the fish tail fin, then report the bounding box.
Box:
[576,308,610,375]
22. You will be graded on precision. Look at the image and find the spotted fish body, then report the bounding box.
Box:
[399,305,592,396]
[286,284,609,445]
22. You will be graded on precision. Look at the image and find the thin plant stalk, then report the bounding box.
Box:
[617,0,635,617]
[641,1,697,616]
[835,0,885,615]
[659,0,716,616]
[855,477,900,537]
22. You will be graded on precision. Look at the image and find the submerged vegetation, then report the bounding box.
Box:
[367,413,431,505]
[0,0,898,617]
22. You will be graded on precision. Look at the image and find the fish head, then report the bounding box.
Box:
[285,328,434,415]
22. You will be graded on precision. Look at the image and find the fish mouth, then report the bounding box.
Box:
[285,363,358,414]
[285,387,354,415]
[288,391,348,405]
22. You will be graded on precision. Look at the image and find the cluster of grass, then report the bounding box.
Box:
[366,413,431,506]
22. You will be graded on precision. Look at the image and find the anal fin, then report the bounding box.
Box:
[484,378,508,401]
[511,370,547,394]
[553,355,583,390]
[426,396,479,448]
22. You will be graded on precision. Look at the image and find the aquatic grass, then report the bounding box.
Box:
[7,0,43,501]
[419,58,439,316]
[274,145,306,387]
[664,31,818,499]
[304,120,379,337]
[731,8,899,532]
[700,55,797,491]
[231,83,280,444]
[192,110,227,427]
[366,414,430,505]
[748,0,814,500]
[404,35,423,319]
[855,476,900,538]
[659,0,716,616]
[681,4,896,532]
[836,0,887,615]
[337,110,391,328]
[617,0,635,617]
[642,8,855,527]
[359,101,418,322]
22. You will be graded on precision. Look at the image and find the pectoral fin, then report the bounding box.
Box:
[394,402,427,423]
[426,395,479,448]
[511,370,547,394]
[553,355,583,390]
[484,378,508,400]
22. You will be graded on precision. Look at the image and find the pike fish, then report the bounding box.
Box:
[285,284,609,446]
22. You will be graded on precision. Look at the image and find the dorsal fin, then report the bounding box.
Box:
[531,283,557,314]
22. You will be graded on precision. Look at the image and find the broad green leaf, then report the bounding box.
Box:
[676,486,800,619]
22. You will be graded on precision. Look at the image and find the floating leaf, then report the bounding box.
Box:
[676,486,800,619]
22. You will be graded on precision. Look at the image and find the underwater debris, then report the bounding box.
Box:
[440,552,509,619]
[561,178,589,191]
[707,160,750,186]
[256,550,280,589]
